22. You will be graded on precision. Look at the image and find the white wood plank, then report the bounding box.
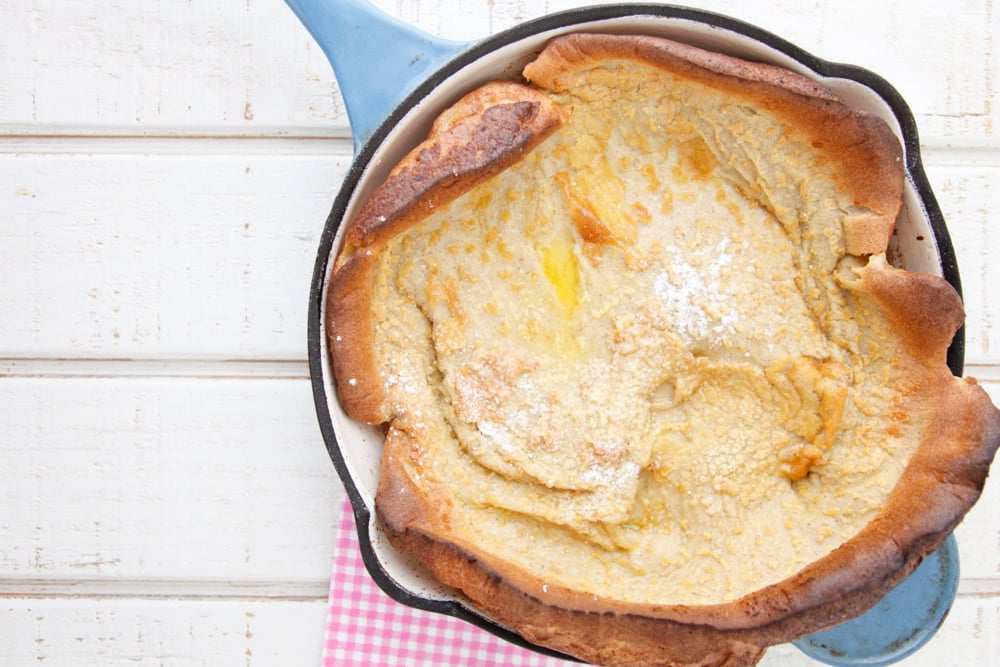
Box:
[0,1,995,144]
[0,597,327,667]
[955,466,1000,582]
[0,376,343,582]
[0,0,345,137]
[0,358,309,380]
[0,152,348,360]
[912,595,1000,666]
[926,163,1000,366]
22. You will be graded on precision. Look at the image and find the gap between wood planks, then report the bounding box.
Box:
[1,131,1000,161]
[0,358,310,380]
[0,578,328,601]
[0,133,354,157]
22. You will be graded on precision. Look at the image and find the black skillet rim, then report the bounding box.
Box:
[305,3,964,659]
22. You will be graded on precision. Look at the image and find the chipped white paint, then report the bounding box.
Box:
[0,0,997,664]
[0,598,329,666]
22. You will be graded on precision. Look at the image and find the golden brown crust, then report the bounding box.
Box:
[326,247,384,423]
[378,431,769,667]
[858,254,967,362]
[327,81,566,422]
[341,82,567,252]
[331,32,1000,667]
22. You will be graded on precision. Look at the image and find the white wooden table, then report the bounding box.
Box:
[1,1,997,664]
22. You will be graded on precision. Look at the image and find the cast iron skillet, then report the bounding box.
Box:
[284,1,965,663]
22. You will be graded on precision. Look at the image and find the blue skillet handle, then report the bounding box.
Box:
[284,0,469,152]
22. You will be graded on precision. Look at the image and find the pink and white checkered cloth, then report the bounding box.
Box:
[322,493,580,666]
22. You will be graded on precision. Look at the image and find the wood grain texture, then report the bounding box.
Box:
[0,377,341,582]
[0,0,342,136]
[0,152,348,359]
[0,598,328,667]
[926,162,1000,365]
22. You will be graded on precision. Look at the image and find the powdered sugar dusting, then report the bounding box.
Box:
[477,420,515,455]
[580,461,640,490]
[653,237,740,343]
[384,371,420,395]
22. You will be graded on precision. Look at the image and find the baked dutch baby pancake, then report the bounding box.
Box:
[325,32,1000,667]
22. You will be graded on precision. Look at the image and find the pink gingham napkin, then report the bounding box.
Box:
[322,493,580,666]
